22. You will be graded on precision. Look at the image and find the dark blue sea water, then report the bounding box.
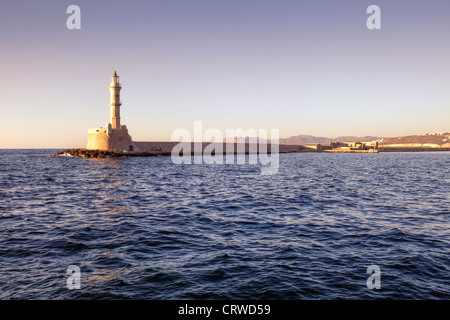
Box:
[0,149,449,299]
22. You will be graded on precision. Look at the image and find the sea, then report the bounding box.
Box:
[0,149,449,299]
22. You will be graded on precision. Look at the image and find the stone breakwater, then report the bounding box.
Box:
[49,148,169,158]
[49,145,450,158]
[50,143,309,159]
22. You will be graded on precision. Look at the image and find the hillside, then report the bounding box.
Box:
[226,132,450,148]
[379,133,450,147]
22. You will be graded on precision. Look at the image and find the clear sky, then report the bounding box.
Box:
[1,0,449,148]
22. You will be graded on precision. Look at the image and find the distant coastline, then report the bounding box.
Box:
[278,132,450,148]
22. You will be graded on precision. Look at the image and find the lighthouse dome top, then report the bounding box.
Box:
[111,71,120,84]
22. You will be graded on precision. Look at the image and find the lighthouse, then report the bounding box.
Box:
[109,71,122,129]
[87,71,136,152]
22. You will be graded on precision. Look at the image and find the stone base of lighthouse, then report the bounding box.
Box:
[87,123,137,152]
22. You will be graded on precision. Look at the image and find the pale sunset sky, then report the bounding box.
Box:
[1,0,449,148]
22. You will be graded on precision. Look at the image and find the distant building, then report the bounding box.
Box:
[325,141,379,153]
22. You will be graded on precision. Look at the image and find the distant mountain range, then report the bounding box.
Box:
[278,135,381,145]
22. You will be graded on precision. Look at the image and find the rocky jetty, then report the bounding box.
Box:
[49,148,170,158]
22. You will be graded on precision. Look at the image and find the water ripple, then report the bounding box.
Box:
[0,150,449,299]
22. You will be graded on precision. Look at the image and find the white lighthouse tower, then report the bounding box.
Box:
[109,71,122,129]
[87,71,136,152]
